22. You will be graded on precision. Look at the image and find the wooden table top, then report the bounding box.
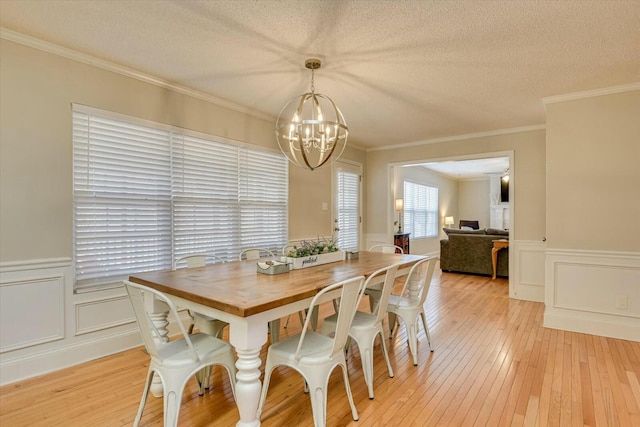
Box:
[129,251,426,317]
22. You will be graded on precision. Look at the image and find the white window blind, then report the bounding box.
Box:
[336,169,360,251]
[73,106,288,289]
[403,181,438,239]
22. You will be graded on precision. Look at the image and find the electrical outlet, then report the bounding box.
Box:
[615,295,628,309]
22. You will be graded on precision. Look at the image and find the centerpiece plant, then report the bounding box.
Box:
[285,237,339,258]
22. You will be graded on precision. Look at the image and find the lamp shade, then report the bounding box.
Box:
[395,198,404,211]
[445,216,454,226]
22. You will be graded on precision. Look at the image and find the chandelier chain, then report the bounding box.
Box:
[310,68,315,93]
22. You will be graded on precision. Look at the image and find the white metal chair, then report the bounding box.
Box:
[238,247,276,261]
[123,280,236,427]
[173,253,228,339]
[364,244,404,312]
[237,248,284,342]
[281,243,297,257]
[321,264,400,399]
[173,253,228,393]
[386,257,438,366]
[368,244,404,254]
[281,244,309,330]
[257,276,367,427]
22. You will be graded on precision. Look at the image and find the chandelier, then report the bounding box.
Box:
[276,58,348,171]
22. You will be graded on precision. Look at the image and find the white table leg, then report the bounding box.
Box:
[229,319,269,427]
[234,348,263,426]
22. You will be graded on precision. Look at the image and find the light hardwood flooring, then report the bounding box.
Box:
[1,270,639,426]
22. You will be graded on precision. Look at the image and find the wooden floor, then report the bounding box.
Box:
[1,270,639,426]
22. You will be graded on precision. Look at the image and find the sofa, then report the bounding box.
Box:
[440,228,509,277]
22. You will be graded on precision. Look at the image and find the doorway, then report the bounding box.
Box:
[390,151,514,296]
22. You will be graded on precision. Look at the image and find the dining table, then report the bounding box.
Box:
[129,250,427,427]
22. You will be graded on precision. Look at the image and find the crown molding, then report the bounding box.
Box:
[542,82,640,105]
[367,124,546,152]
[0,28,275,123]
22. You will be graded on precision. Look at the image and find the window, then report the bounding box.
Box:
[403,181,438,239]
[73,105,288,290]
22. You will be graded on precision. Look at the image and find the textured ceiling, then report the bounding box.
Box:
[1,0,639,151]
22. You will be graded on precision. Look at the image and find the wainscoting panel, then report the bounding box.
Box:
[75,294,135,336]
[511,241,546,302]
[0,272,65,352]
[0,258,200,385]
[545,249,640,342]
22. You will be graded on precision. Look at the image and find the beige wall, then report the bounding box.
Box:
[0,39,365,261]
[545,90,640,252]
[458,179,490,229]
[366,129,546,242]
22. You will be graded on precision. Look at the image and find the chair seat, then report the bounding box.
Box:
[387,294,419,309]
[269,331,335,364]
[324,310,376,331]
[156,333,232,366]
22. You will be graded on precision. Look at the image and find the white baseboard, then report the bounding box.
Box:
[544,309,640,342]
[0,328,142,385]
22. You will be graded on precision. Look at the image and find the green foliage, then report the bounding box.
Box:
[286,237,339,258]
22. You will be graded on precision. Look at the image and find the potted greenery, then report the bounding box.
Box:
[282,237,344,269]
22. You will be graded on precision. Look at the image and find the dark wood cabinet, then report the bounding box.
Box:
[394,233,410,254]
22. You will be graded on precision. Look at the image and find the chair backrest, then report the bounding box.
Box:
[238,248,276,261]
[282,243,297,256]
[295,276,366,360]
[459,220,480,230]
[396,257,438,307]
[369,244,404,254]
[123,280,199,362]
[366,264,400,322]
[172,253,225,270]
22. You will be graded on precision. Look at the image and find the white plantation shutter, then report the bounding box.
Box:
[336,169,360,251]
[73,105,287,289]
[403,181,438,239]
[73,110,172,288]
[172,133,241,260]
[238,149,288,251]
[173,134,288,260]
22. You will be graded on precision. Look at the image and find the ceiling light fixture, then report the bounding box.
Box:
[501,168,510,182]
[276,58,348,171]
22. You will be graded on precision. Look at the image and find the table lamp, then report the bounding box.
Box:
[395,198,404,233]
[445,216,454,228]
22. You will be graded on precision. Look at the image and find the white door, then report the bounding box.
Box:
[333,161,362,251]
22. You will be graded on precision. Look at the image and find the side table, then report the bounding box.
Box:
[394,233,410,254]
[491,239,509,279]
